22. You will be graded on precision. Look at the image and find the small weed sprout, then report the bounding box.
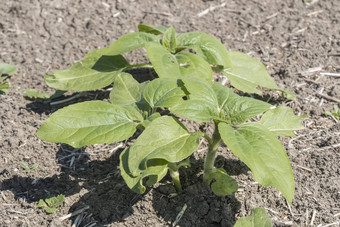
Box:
[37,194,65,214]
[20,161,39,173]
[0,63,17,95]
[325,104,339,121]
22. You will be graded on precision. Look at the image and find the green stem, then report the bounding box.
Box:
[126,63,153,70]
[168,163,182,192]
[203,123,222,183]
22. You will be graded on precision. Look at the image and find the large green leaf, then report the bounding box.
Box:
[212,82,271,125]
[126,116,202,177]
[222,51,278,94]
[145,42,181,78]
[109,73,149,118]
[162,26,177,53]
[0,63,17,75]
[45,63,122,91]
[46,32,158,91]
[37,101,142,148]
[234,208,272,227]
[120,116,202,193]
[176,52,213,83]
[138,24,167,35]
[170,78,220,122]
[146,43,213,82]
[143,78,185,109]
[171,78,271,124]
[176,32,231,68]
[110,73,146,105]
[81,48,130,70]
[223,51,295,99]
[206,168,238,196]
[260,106,307,137]
[46,47,130,91]
[108,32,160,54]
[218,122,295,203]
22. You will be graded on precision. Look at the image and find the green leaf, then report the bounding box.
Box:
[325,105,340,120]
[110,73,146,106]
[222,51,278,94]
[37,101,142,148]
[260,107,307,137]
[128,116,202,176]
[176,32,231,68]
[0,81,10,89]
[171,78,219,122]
[0,76,6,83]
[53,194,65,207]
[223,51,294,99]
[162,26,177,53]
[120,154,168,193]
[143,78,185,109]
[176,52,213,83]
[120,116,202,193]
[207,168,238,196]
[110,73,149,117]
[81,48,130,70]
[31,163,39,171]
[24,89,51,99]
[20,161,30,172]
[145,42,181,78]
[146,42,213,82]
[234,208,272,227]
[138,24,167,35]
[0,82,10,94]
[212,82,271,125]
[38,194,64,213]
[45,207,57,214]
[218,122,295,203]
[0,63,17,75]
[108,32,160,54]
[37,199,47,208]
[50,90,67,100]
[45,63,122,91]
[45,47,130,91]
[171,78,271,123]
[89,54,130,72]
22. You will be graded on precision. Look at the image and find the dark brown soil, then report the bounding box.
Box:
[1,0,339,226]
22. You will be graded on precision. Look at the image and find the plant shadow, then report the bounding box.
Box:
[0,142,250,226]
[148,154,249,226]
[0,144,143,225]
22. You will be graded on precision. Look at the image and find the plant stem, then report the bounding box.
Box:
[126,63,153,70]
[168,163,182,192]
[203,123,222,183]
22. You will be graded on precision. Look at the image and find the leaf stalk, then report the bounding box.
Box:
[168,163,182,192]
[203,123,222,182]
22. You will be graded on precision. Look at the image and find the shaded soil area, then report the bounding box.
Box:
[1,0,339,226]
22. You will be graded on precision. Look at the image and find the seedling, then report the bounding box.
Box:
[325,104,339,120]
[0,63,17,94]
[37,194,65,214]
[37,25,306,204]
[20,161,39,173]
[234,208,272,227]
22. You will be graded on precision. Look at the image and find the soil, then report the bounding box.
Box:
[1,0,339,226]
